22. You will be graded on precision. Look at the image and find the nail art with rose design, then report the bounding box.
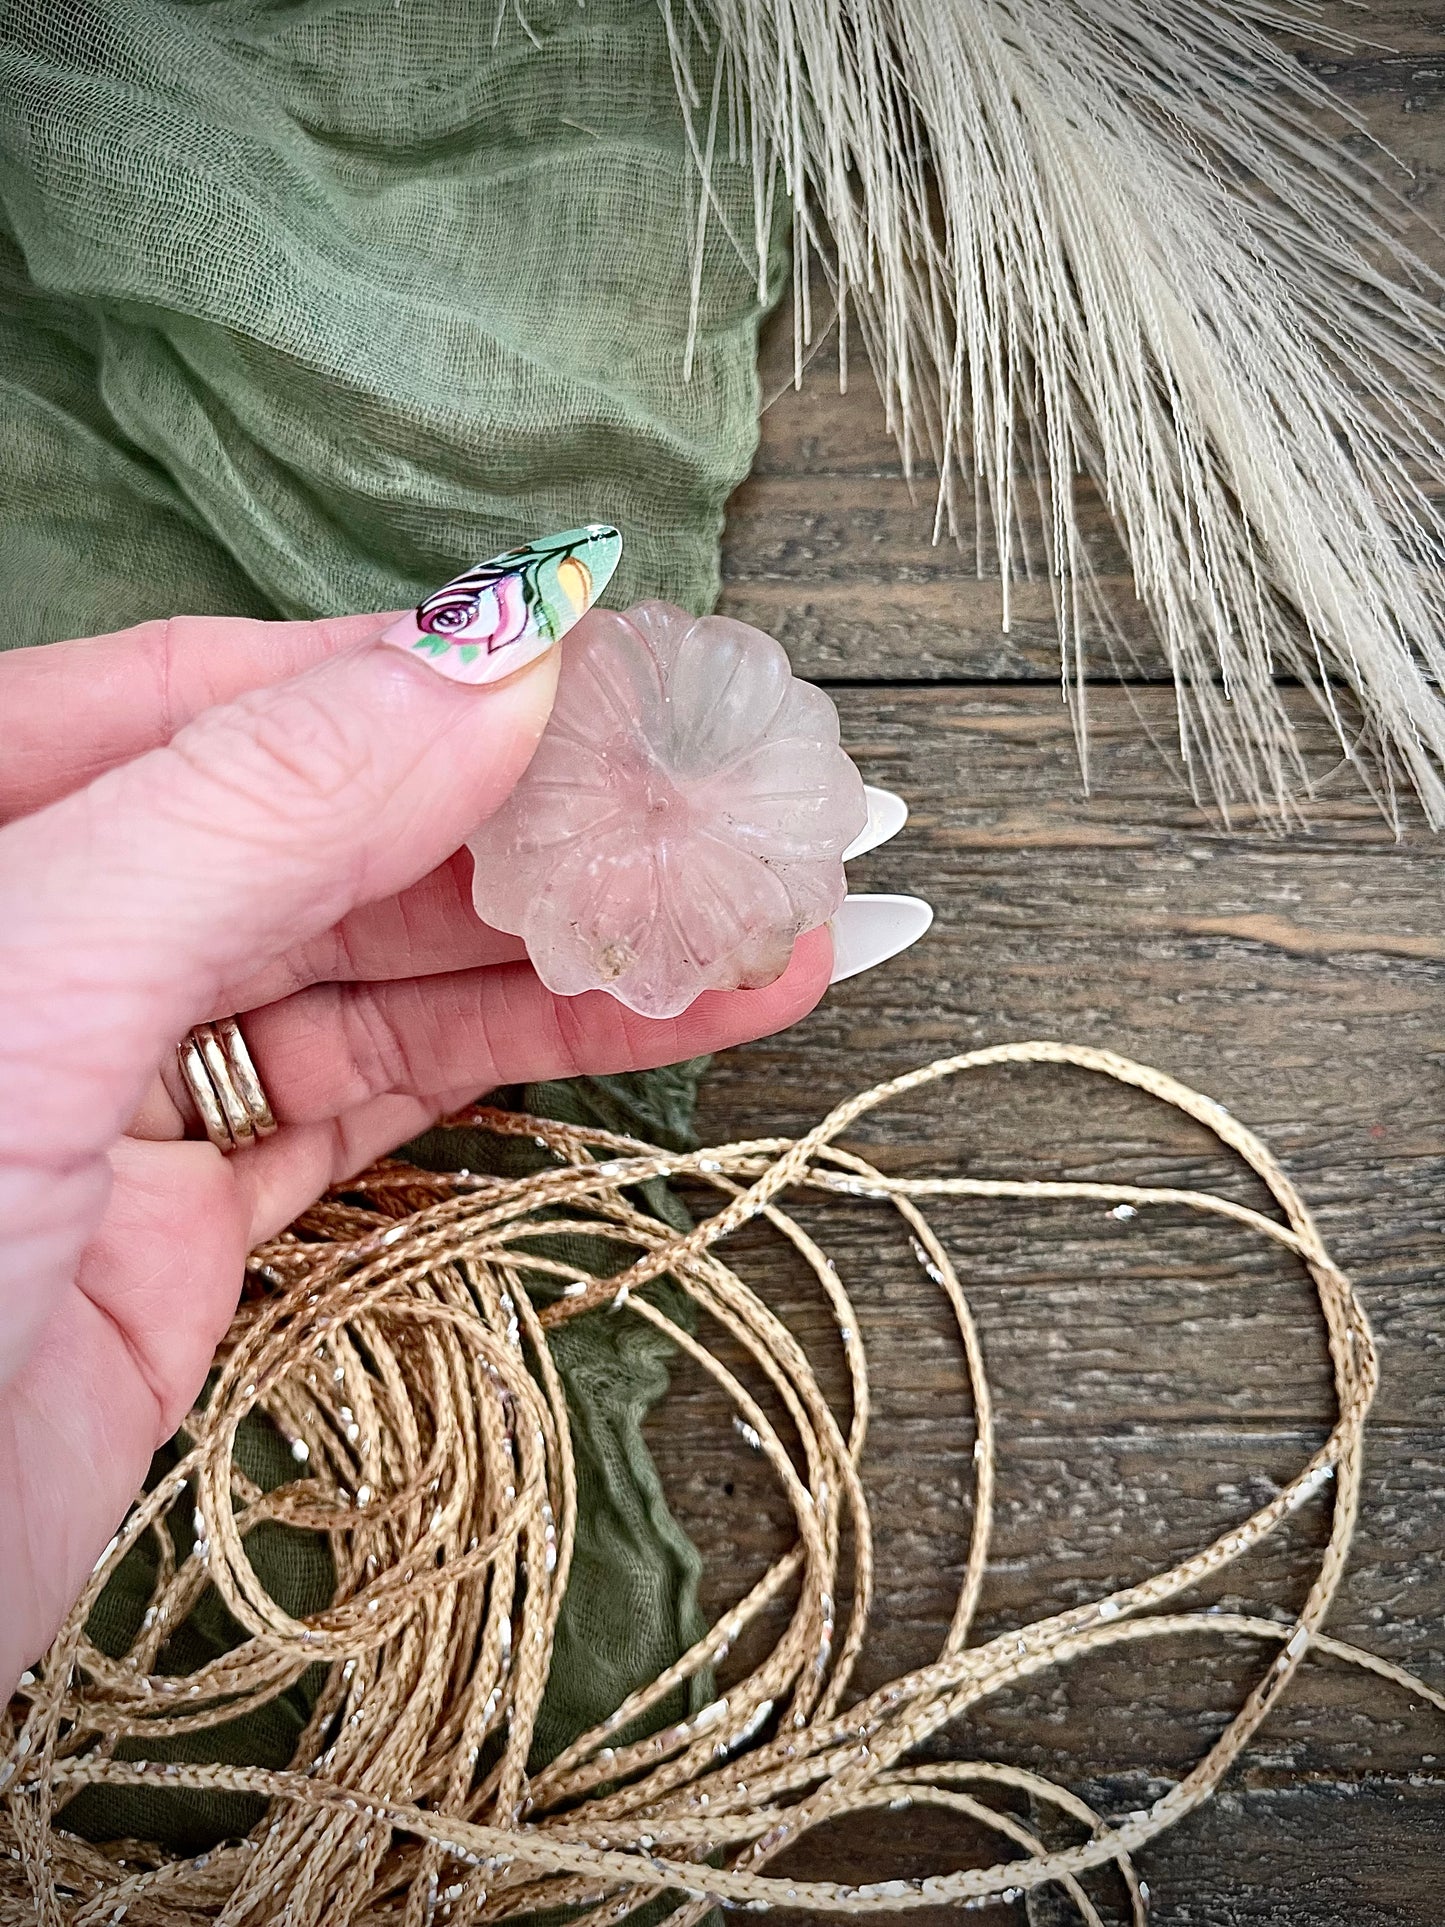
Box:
[380,525,622,685]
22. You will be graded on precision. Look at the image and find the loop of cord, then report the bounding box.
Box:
[2,1042,1436,1927]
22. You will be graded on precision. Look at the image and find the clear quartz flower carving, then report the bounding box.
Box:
[466,601,868,1018]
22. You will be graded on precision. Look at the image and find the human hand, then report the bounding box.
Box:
[0,566,838,1693]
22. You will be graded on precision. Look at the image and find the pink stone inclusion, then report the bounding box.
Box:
[467,601,868,1018]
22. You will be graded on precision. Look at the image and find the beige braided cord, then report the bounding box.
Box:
[1,1041,1432,1926]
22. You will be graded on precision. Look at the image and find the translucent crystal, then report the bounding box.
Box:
[467,601,868,1018]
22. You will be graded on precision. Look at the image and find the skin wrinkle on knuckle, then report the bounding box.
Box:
[156,678,389,856]
[257,944,315,1008]
[142,617,180,747]
[324,1113,360,1191]
[157,614,263,747]
[548,984,638,1080]
[628,1009,685,1073]
[454,964,540,1084]
[387,891,431,975]
[399,853,471,969]
[335,981,425,1104]
[388,971,512,1099]
[240,912,358,1010]
[269,853,466,999]
[410,981,478,1095]
[324,909,366,987]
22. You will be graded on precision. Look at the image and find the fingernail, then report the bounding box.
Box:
[379,524,621,684]
[843,784,909,861]
[828,893,933,984]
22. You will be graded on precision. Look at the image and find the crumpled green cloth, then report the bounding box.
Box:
[0,0,781,1846]
[0,0,775,642]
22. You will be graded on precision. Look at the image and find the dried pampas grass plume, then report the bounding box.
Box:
[669,0,1445,827]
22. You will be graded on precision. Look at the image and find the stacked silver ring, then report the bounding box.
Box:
[176,1017,277,1153]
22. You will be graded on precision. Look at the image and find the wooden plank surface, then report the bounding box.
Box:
[652,11,1445,1921]
[720,10,1445,689]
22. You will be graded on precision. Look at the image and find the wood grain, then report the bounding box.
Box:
[661,699,1445,1918]
[675,17,1445,1917]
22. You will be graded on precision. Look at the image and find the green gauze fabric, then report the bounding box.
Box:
[0,0,783,1846]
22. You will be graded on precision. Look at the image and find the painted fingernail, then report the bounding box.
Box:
[843,785,910,861]
[828,893,933,984]
[379,524,621,685]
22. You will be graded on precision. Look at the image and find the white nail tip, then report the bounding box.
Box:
[828,893,934,984]
[843,785,910,862]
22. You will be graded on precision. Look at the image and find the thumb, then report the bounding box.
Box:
[0,528,620,1173]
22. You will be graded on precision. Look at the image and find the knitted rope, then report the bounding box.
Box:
[2,1042,1435,1927]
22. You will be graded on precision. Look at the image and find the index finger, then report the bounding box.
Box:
[0,611,392,821]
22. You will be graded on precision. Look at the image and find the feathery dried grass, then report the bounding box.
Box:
[672,0,1445,827]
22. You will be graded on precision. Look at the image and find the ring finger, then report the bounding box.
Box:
[143,932,833,1142]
